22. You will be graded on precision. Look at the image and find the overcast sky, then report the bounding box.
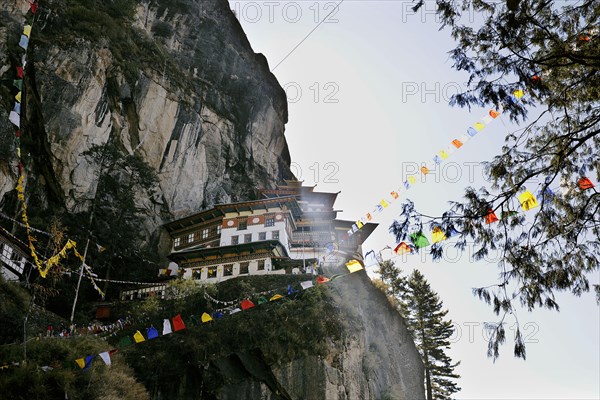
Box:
[228,1,600,398]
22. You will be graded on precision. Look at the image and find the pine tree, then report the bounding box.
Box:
[392,0,600,359]
[379,261,460,399]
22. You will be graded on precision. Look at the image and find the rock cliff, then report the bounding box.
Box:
[0,0,292,224]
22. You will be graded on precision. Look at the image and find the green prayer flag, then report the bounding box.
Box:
[410,231,430,249]
[118,336,133,347]
[13,80,22,90]
[258,296,268,305]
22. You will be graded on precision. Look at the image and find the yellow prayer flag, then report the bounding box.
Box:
[439,150,449,160]
[270,294,283,301]
[133,330,145,343]
[23,25,32,37]
[431,227,447,243]
[513,89,525,99]
[75,358,85,369]
[518,190,539,211]
[201,312,213,323]
[15,91,21,102]
[380,199,389,208]
[408,175,417,184]
[474,122,485,131]
[356,220,364,229]
[346,259,363,273]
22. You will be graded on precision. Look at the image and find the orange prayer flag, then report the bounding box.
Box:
[452,139,463,148]
[393,242,412,254]
[240,299,255,310]
[578,177,595,190]
[316,275,330,285]
[485,209,499,224]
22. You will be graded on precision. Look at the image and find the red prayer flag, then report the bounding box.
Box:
[29,2,38,14]
[17,67,24,78]
[240,299,255,310]
[316,275,330,285]
[485,209,499,224]
[171,314,186,331]
[394,242,412,254]
[452,139,463,148]
[578,177,595,190]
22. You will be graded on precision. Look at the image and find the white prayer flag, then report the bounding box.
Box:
[300,280,314,290]
[162,318,172,335]
[9,111,20,127]
[99,351,111,366]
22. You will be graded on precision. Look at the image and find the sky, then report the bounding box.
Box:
[227,1,600,398]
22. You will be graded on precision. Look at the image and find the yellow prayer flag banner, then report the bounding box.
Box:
[201,312,213,323]
[15,91,21,102]
[380,199,389,208]
[439,150,449,160]
[408,175,417,184]
[431,227,447,243]
[513,89,525,99]
[23,25,32,37]
[75,358,85,369]
[518,190,539,211]
[474,122,485,131]
[133,330,145,343]
[345,259,363,273]
[270,294,283,301]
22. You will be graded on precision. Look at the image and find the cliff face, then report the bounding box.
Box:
[213,273,424,400]
[0,0,292,223]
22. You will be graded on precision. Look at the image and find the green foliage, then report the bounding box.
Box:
[0,336,149,400]
[108,275,341,397]
[379,263,460,400]
[394,0,600,360]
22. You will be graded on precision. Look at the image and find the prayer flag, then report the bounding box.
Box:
[518,191,539,211]
[452,139,463,148]
[201,312,213,323]
[352,224,358,232]
[162,319,172,335]
[467,127,477,137]
[474,122,485,131]
[240,299,255,310]
[366,213,373,221]
[17,66,24,78]
[316,275,329,285]
[578,177,594,190]
[421,166,430,175]
[380,199,389,208]
[390,191,399,199]
[23,25,32,37]
[118,336,132,347]
[357,220,364,229]
[10,111,21,127]
[485,209,499,224]
[403,180,411,190]
[172,314,186,331]
[30,2,38,14]
[439,150,449,159]
[13,80,22,90]
[408,175,417,185]
[15,91,21,102]
[133,330,145,343]
[375,204,383,213]
[489,109,500,118]
[433,155,442,165]
[230,308,241,314]
[14,103,21,114]
[431,227,446,243]
[258,296,268,304]
[147,326,159,339]
[393,242,412,254]
[99,351,111,366]
[287,284,298,295]
[213,311,224,319]
[513,89,525,99]
[538,187,555,200]
[270,294,283,301]
[19,35,29,50]
[75,355,94,370]
[300,280,314,290]
[501,211,518,219]
[410,232,430,249]
[346,259,363,273]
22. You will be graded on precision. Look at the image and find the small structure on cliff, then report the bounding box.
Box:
[162,180,377,283]
[0,225,33,283]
